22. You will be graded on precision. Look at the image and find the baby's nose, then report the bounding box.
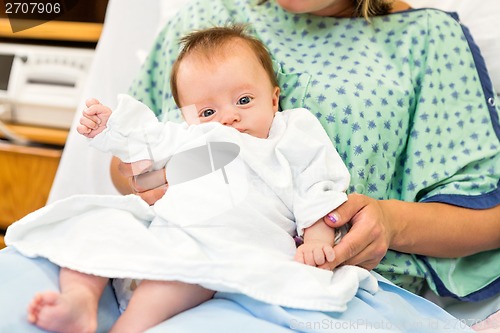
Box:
[220,109,240,125]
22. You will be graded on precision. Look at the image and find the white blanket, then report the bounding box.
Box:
[6,99,378,312]
[6,194,378,312]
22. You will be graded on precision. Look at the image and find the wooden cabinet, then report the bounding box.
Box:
[0,10,103,247]
[0,124,67,248]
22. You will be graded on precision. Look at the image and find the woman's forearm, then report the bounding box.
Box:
[382,200,500,258]
[110,156,134,194]
[109,156,168,205]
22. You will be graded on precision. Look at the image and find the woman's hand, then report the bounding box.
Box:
[321,195,500,269]
[320,193,394,271]
[110,156,168,205]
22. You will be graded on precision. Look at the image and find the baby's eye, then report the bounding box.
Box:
[201,109,216,117]
[237,96,252,105]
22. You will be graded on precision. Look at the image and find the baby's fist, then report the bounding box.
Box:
[77,98,112,138]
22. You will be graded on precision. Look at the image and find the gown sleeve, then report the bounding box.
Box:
[279,109,350,235]
[403,10,500,209]
[403,10,500,300]
[90,94,190,170]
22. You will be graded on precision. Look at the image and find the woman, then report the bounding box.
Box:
[1,0,498,332]
[114,0,499,301]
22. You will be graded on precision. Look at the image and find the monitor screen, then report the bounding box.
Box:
[0,54,14,91]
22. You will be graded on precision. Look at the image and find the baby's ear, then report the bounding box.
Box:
[180,105,200,125]
[272,86,280,112]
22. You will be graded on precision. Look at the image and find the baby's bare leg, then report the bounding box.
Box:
[27,267,108,333]
[110,280,214,333]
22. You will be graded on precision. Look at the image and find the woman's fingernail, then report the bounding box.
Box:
[328,213,339,223]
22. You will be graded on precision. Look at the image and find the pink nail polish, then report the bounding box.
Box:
[328,214,337,223]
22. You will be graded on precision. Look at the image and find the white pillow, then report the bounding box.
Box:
[406,0,500,94]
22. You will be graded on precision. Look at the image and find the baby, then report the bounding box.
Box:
[24,25,358,333]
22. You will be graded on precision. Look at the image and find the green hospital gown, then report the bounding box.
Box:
[129,0,500,300]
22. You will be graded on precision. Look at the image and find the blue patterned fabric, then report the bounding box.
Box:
[129,0,500,300]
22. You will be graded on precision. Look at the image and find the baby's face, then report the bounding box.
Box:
[176,41,280,139]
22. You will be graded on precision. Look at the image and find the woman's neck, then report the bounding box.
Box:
[309,0,356,17]
[391,1,411,13]
[310,0,411,17]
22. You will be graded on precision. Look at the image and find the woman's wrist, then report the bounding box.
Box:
[378,199,412,253]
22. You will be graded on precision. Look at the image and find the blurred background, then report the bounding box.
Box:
[0,0,109,247]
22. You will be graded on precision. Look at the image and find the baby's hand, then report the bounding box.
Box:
[77,98,112,138]
[294,240,335,269]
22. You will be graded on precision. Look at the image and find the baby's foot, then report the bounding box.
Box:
[27,290,98,333]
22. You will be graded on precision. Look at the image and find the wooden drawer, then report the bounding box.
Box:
[0,142,62,244]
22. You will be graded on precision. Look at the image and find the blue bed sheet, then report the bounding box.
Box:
[0,247,475,333]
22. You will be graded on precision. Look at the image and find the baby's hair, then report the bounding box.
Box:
[170,24,279,107]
